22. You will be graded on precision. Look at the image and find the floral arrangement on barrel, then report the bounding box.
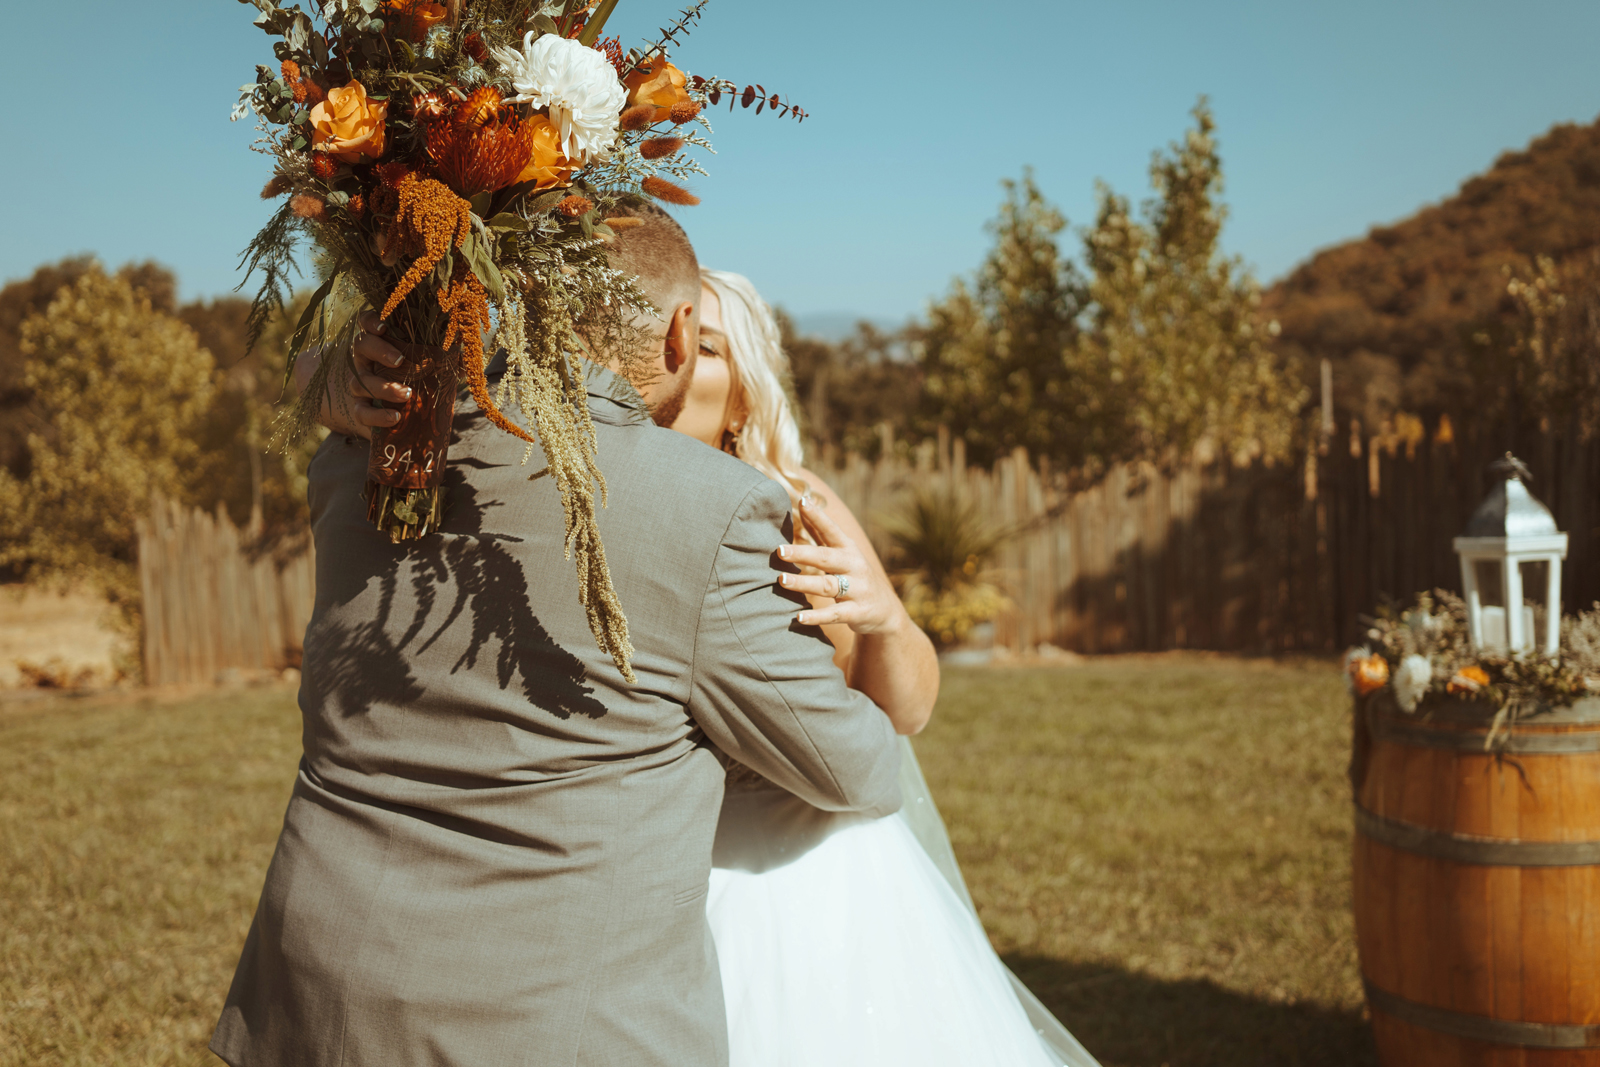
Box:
[235,0,805,679]
[1344,591,1600,725]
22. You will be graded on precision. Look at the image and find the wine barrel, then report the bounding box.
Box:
[1352,690,1600,1065]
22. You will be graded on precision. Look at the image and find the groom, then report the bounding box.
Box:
[210,201,903,1067]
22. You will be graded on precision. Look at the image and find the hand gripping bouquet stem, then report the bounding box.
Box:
[235,0,806,680]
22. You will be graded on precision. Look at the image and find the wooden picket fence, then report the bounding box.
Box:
[137,497,315,686]
[821,421,1600,654]
[134,421,1597,679]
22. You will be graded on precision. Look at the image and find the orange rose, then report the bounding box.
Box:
[1348,653,1389,697]
[385,0,447,40]
[311,81,388,163]
[624,56,689,123]
[515,114,579,190]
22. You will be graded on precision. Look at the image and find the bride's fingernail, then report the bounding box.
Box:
[778,545,791,559]
[778,574,789,586]
[796,612,811,625]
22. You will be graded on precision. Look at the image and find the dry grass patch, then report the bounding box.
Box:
[2,656,1369,1066]
[0,688,299,1066]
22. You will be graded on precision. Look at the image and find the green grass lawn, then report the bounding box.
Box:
[0,655,1369,1066]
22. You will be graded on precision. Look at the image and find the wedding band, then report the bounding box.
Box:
[835,575,850,598]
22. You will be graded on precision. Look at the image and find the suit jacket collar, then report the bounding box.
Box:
[582,362,653,427]
[483,350,652,428]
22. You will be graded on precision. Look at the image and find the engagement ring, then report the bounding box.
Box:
[835,575,850,598]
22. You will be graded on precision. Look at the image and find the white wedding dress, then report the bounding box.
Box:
[707,738,1101,1067]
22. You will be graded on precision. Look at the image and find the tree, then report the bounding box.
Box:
[0,258,177,479]
[781,311,922,458]
[1502,253,1600,439]
[918,171,1089,466]
[1081,101,1305,466]
[0,268,215,611]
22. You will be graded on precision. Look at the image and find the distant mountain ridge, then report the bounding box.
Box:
[1265,113,1600,424]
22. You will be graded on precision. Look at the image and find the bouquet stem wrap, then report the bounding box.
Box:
[364,340,459,542]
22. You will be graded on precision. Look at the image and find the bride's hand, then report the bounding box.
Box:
[777,497,905,636]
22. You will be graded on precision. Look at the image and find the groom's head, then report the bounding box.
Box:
[596,200,700,426]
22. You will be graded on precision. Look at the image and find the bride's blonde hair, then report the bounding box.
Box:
[702,268,810,504]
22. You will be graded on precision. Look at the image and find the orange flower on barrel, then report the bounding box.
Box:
[426,89,539,198]
[624,55,689,124]
[385,0,447,40]
[311,81,388,163]
[1448,664,1490,695]
[1347,652,1389,696]
[514,114,580,190]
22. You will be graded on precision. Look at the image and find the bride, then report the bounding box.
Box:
[671,269,1099,1067]
[320,275,1100,1067]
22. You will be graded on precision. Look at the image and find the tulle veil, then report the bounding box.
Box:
[895,737,1102,1067]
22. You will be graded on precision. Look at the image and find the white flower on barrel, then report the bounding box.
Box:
[1392,654,1432,713]
[491,32,626,161]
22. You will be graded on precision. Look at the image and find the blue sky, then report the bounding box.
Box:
[3,1,1598,324]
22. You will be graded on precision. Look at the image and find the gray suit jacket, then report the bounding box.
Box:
[210,367,901,1067]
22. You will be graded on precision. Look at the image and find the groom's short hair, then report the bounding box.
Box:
[605,199,700,319]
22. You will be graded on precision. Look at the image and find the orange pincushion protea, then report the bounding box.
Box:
[426,104,539,199]
[454,87,503,129]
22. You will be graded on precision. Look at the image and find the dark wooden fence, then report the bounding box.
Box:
[823,421,1599,654]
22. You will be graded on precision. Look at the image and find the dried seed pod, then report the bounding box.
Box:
[668,100,701,125]
[619,104,658,132]
[639,136,685,161]
[640,175,699,206]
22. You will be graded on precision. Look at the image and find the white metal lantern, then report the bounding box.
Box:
[1452,454,1568,657]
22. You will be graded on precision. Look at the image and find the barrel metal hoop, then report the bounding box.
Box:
[1369,712,1600,754]
[1354,804,1600,867]
[1365,980,1600,1048]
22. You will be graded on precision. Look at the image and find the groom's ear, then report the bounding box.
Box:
[663,301,698,377]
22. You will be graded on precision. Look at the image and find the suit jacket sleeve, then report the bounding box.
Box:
[688,479,903,817]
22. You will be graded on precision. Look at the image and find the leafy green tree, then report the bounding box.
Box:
[780,311,921,459]
[918,171,1089,466]
[0,268,215,611]
[1082,101,1305,466]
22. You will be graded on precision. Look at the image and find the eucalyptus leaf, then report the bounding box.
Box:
[529,14,559,37]
[469,192,494,218]
[285,11,312,51]
[462,235,507,302]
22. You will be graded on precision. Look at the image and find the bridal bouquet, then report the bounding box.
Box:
[234,0,804,678]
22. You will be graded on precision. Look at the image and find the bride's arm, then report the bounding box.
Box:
[777,471,940,735]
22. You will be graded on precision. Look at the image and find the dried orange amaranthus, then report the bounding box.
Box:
[381,173,472,320]
[438,269,534,443]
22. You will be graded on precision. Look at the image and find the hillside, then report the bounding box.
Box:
[1265,115,1600,426]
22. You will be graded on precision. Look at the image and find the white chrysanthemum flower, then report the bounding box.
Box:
[491,32,625,161]
[1393,653,1433,713]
